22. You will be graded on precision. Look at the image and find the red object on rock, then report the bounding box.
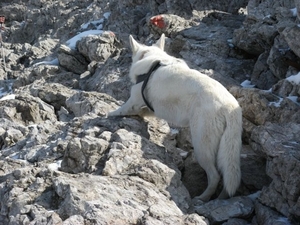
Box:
[150,15,165,29]
[0,16,5,24]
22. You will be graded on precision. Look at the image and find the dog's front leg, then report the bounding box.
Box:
[108,84,145,117]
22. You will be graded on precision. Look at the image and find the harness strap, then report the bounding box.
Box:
[136,60,161,112]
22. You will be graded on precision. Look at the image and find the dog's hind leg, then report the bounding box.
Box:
[108,84,145,117]
[190,120,223,202]
[196,154,220,202]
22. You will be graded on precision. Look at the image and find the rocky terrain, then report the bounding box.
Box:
[0,0,299,224]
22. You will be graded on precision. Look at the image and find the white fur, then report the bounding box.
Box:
[108,34,242,201]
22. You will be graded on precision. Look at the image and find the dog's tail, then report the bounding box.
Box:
[217,106,242,197]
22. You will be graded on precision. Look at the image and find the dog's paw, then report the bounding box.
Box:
[192,196,206,206]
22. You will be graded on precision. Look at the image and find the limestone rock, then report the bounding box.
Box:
[0,93,57,125]
[53,173,207,224]
[20,80,77,110]
[194,196,254,224]
[282,25,300,58]
[57,45,89,74]
[254,201,295,225]
[250,123,300,223]
[232,20,278,56]
[77,31,119,62]
[66,91,119,117]
[230,86,300,126]
[251,52,279,90]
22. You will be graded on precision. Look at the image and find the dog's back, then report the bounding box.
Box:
[137,60,239,125]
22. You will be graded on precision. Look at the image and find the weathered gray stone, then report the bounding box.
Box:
[251,52,279,90]
[57,45,89,74]
[267,35,290,80]
[77,31,118,62]
[187,0,248,14]
[179,12,255,83]
[60,135,109,174]
[194,196,254,224]
[0,93,57,125]
[0,121,27,149]
[272,78,300,98]
[240,145,272,192]
[103,128,192,213]
[249,123,300,222]
[250,122,300,157]
[222,218,250,225]
[247,0,295,21]
[18,80,77,110]
[53,172,206,224]
[62,215,85,225]
[230,86,300,126]
[80,57,132,101]
[254,201,293,225]
[296,0,300,20]
[232,21,278,56]
[282,25,300,58]
[66,91,119,117]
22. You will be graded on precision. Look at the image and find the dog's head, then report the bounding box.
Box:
[129,34,165,64]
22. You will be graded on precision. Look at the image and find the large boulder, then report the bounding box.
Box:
[0,93,57,125]
[250,123,300,222]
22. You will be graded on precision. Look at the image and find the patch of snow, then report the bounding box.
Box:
[269,97,283,107]
[103,12,111,19]
[0,80,14,99]
[10,153,20,160]
[170,128,179,135]
[48,160,62,171]
[97,24,103,30]
[241,80,255,88]
[178,148,188,158]
[287,96,299,105]
[66,30,103,49]
[282,141,300,148]
[286,72,300,85]
[278,47,290,54]
[263,88,272,93]
[290,8,297,17]
[0,94,15,101]
[269,96,299,107]
[247,191,261,201]
[80,12,110,31]
[33,58,59,67]
[276,217,292,225]
[227,39,234,48]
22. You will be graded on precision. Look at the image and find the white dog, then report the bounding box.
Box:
[108,34,242,202]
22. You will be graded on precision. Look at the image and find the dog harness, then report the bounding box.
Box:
[136,60,161,112]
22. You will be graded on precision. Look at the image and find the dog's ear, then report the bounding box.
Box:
[154,33,165,50]
[129,35,140,54]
